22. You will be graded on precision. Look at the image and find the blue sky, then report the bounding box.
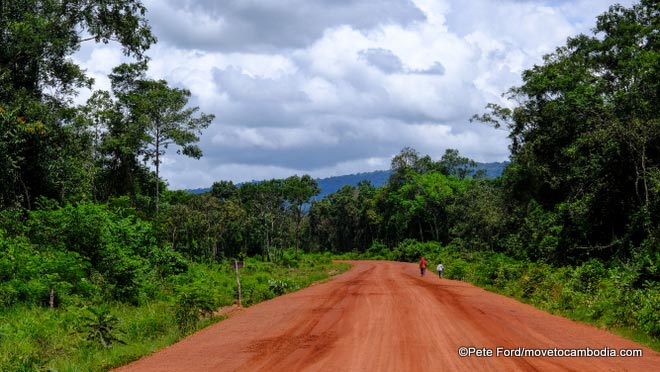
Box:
[75,0,636,189]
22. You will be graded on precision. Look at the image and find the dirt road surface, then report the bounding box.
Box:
[113,261,660,371]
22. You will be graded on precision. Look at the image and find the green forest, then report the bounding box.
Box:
[2,0,660,370]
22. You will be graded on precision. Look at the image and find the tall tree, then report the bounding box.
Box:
[282,175,320,256]
[109,62,214,212]
[309,186,361,252]
[0,0,155,208]
[389,147,420,188]
[81,86,151,200]
[211,180,238,201]
[438,149,477,180]
[239,180,286,260]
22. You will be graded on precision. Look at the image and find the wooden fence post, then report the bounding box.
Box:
[233,260,243,307]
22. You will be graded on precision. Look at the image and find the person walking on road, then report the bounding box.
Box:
[437,263,444,279]
[419,256,427,277]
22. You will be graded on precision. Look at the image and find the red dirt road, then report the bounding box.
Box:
[114,261,660,371]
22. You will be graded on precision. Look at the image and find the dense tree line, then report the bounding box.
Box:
[153,148,479,262]
[159,175,320,262]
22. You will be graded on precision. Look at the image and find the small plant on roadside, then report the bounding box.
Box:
[268,278,297,296]
[82,306,126,348]
[174,286,217,333]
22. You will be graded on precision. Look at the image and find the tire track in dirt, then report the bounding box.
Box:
[113,261,660,372]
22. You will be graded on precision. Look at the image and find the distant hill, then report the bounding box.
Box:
[186,161,509,197]
[186,187,213,195]
[476,161,509,179]
[314,170,391,199]
[312,161,508,199]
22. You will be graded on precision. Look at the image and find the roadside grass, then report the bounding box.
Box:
[606,327,660,352]
[0,252,349,372]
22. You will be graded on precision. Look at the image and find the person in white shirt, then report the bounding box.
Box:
[436,263,444,279]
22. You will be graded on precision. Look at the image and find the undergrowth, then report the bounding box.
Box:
[0,252,348,372]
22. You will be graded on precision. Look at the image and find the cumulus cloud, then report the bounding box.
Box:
[144,0,426,52]
[76,0,637,189]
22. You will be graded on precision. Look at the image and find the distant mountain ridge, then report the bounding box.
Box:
[313,170,391,199]
[312,161,508,199]
[186,161,509,197]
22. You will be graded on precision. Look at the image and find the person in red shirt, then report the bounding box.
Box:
[419,256,427,277]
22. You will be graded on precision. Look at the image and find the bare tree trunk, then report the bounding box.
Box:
[265,226,271,261]
[642,144,649,208]
[234,261,242,307]
[635,165,641,203]
[432,217,440,242]
[269,219,275,261]
[155,126,160,215]
[19,176,30,210]
[295,211,301,257]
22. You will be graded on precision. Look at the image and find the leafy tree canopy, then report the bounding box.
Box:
[1,0,155,102]
[474,0,660,260]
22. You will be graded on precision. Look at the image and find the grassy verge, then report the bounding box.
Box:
[0,252,350,372]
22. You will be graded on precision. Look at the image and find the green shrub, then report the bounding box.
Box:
[149,245,189,277]
[571,260,606,294]
[241,276,275,305]
[268,278,298,296]
[519,264,552,300]
[392,239,425,262]
[392,240,442,262]
[492,259,524,290]
[0,233,92,307]
[447,258,470,281]
[174,283,218,333]
[122,302,174,341]
[276,248,300,268]
[81,305,126,348]
[22,202,160,304]
[634,285,660,337]
[318,252,333,264]
[172,264,233,332]
[366,241,390,259]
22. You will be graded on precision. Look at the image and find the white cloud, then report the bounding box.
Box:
[143,0,425,51]
[75,0,635,189]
